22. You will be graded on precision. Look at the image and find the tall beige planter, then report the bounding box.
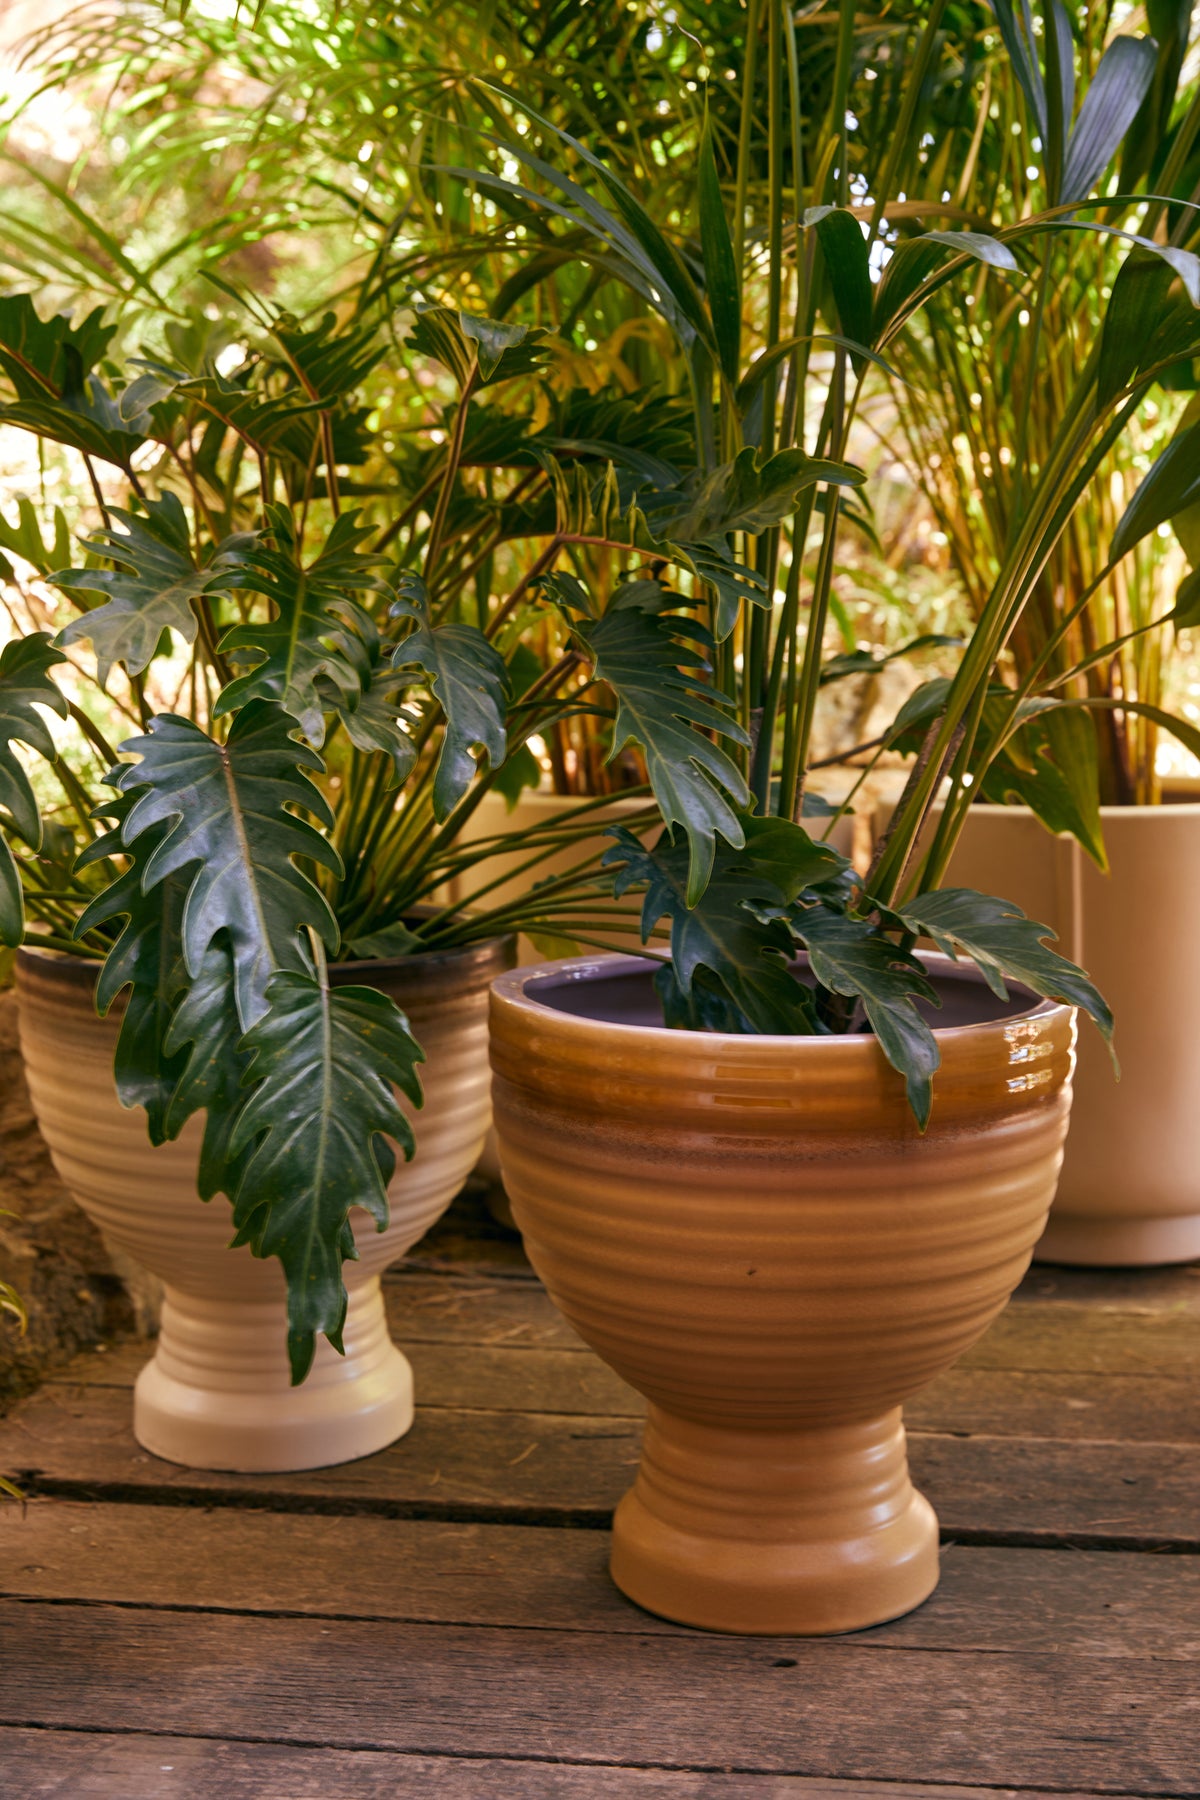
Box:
[933,803,1200,1266]
[16,936,513,1472]
[490,953,1074,1634]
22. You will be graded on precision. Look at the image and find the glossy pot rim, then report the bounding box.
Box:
[490,949,1069,1054]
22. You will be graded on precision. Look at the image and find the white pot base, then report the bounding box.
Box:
[133,1350,413,1472]
[134,1351,413,1472]
[1035,1210,1200,1269]
[132,1282,414,1472]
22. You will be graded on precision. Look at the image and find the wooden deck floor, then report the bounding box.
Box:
[0,1187,1197,1799]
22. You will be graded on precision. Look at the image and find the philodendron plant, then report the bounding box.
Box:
[7,0,1195,1378]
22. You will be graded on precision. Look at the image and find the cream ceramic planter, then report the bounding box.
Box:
[16,935,513,1472]
[490,953,1074,1635]
[933,802,1200,1266]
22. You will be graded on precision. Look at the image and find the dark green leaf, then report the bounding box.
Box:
[229,969,424,1383]
[884,675,952,747]
[1061,35,1157,204]
[0,632,67,845]
[988,0,1047,138]
[404,305,551,390]
[0,832,21,948]
[161,934,251,1193]
[0,294,114,399]
[0,297,146,468]
[0,627,64,970]
[698,113,740,384]
[55,494,251,685]
[1121,0,1193,189]
[874,231,1019,335]
[328,658,419,788]
[216,507,392,743]
[390,574,509,819]
[897,887,1114,1049]
[271,311,386,405]
[0,497,71,579]
[979,700,1105,869]
[342,920,424,960]
[603,826,817,1032]
[76,806,189,1143]
[1097,246,1189,411]
[653,961,761,1034]
[107,702,341,1029]
[660,445,864,546]
[1172,566,1200,628]
[476,90,714,349]
[572,599,749,905]
[736,813,850,903]
[123,358,358,470]
[1042,0,1075,205]
[1111,418,1200,562]
[806,207,873,358]
[785,905,941,1128]
[490,740,542,807]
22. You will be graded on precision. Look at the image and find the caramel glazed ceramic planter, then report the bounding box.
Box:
[490,953,1075,1635]
[16,935,514,1473]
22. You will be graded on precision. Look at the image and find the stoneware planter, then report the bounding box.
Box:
[16,934,514,1472]
[933,802,1200,1266]
[490,952,1074,1635]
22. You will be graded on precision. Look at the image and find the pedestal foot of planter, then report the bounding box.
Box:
[1035,1209,1200,1268]
[610,1405,939,1635]
[133,1278,413,1472]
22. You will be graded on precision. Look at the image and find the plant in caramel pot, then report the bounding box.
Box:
[469,4,1200,1632]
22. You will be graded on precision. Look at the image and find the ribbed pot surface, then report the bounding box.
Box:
[17,935,513,1471]
[490,953,1074,1633]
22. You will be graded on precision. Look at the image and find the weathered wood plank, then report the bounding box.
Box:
[0,1730,1154,1800]
[49,1263,1200,1398]
[1,1384,1196,1548]
[1,1601,1196,1792]
[401,1183,535,1278]
[1013,1262,1200,1312]
[1,1501,1197,1661]
[42,1335,1200,1449]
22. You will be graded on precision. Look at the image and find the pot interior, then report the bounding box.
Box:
[524,956,1042,1033]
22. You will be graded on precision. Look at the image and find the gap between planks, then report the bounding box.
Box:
[1,1501,1198,1662]
[0,1729,1167,1800]
[1,1599,1196,1793]
[2,1385,1197,1551]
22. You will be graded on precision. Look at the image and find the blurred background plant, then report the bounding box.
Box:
[879,0,1200,832]
[0,0,974,821]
